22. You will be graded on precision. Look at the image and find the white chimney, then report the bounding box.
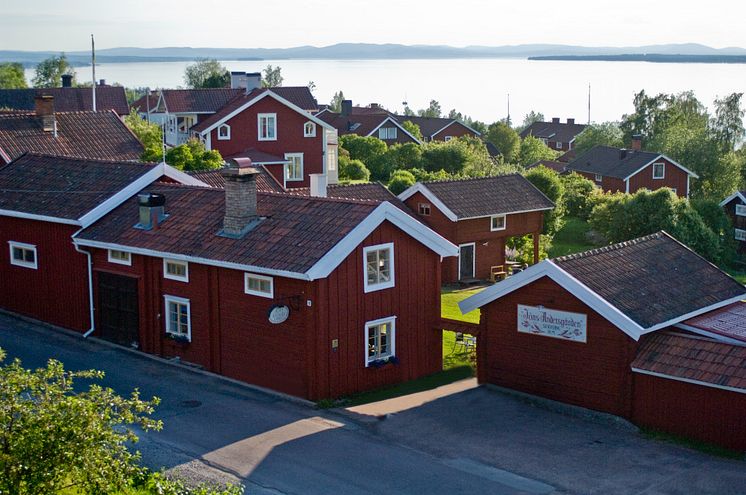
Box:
[230,71,261,92]
[310,174,327,198]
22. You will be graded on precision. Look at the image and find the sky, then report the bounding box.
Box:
[2,0,745,51]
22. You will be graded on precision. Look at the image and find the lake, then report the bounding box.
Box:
[26,58,746,124]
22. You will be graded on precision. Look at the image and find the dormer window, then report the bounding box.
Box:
[218,124,231,140]
[304,121,316,137]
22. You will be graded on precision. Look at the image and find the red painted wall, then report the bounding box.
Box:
[0,217,89,332]
[632,373,746,451]
[627,158,689,197]
[432,122,478,141]
[577,172,627,194]
[208,96,324,188]
[478,276,638,417]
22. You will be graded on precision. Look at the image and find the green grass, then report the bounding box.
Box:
[441,287,481,324]
[641,427,745,460]
[548,216,597,258]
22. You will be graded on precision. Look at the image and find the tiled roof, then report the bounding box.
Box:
[420,174,555,219]
[565,145,695,180]
[520,120,587,143]
[191,87,319,133]
[316,112,394,138]
[0,110,144,163]
[188,165,284,192]
[395,115,475,138]
[160,89,244,113]
[0,87,130,115]
[224,148,288,164]
[131,93,159,113]
[682,302,746,344]
[0,153,157,221]
[75,185,378,274]
[526,159,567,173]
[557,149,576,163]
[632,332,746,391]
[554,232,746,329]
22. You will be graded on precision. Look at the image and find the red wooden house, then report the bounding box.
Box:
[566,138,698,198]
[719,190,746,256]
[395,115,481,142]
[0,153,203,332]
[398,175,554,284]
[460,232,746,451]
[520,118,587,152]
[191,88,338,189]
[72,162,457,400]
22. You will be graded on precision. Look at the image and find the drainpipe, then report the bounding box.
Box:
[73,240,96,338]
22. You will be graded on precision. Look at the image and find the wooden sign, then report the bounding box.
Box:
[517,304,587,343]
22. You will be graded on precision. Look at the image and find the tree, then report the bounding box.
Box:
[261,65,283,87]
[524,165,565,235]
[339,156,370,181]
[711,92,745,151]
[0,349,161,494]
[166,139,223,172]
[418,99,441,118]
[183,59,229,89]
[0,62,27,89]
[329,91,345,112]
[339,134,387,165]
[572,122,625,155]
[620,90,673,144]
[561,172,598,220]
[388,170,416,195]
[401,120,423,142]
[307,81,316,93]
[32,54,75,88]
[518,135,559,167]
[520,111,545,130]
[124,111,164,162]
[485,122,520,163]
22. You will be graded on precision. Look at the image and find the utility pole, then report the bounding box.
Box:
[91,34,97,112]
[507,93,511,126]
[587,83,591,125]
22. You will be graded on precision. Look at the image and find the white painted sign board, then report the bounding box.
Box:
[517,304,587,343]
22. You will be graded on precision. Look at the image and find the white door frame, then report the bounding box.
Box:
[458,242,476,280]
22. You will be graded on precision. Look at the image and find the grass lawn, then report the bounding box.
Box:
[548,216,597,258]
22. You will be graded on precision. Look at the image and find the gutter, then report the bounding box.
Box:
[73,239,96,338]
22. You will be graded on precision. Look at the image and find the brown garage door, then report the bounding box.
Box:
[98,272,139,347]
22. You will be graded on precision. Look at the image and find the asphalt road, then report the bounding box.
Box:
[0,314,551,495]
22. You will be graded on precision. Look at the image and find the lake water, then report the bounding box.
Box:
[26,58,746,124]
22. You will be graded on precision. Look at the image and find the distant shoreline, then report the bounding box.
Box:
[529,54,746,64]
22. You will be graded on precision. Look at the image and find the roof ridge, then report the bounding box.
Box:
[422,173,521,185]
[553,231,668,262]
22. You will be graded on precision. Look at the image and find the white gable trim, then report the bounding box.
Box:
[367,117,423,144]
[398,183,459,222]
[0,209,80,225]
[623,154,699,181]
[429,120,482,139]
[631,368,746,395]
[305,202,458,280]
[197,90,334,136]
[719,191,746,207]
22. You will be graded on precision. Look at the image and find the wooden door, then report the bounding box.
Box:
[98,272,139,347]
[459,243,475,280]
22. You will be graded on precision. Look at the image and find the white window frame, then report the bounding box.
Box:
[490,214,507,231]
[736,204,746,217]
[418,203,431,216]
[364,316,396,367]
[594,174,603,182]
[653,162,665,179]
[444,136,453,142]
[304,121,316,137]
[108,249,131,266]
[217,124,231,140]
[327,148,337,172]
[163,259,189,282]
[258,113,277,141]
[244,273,274,298]
[284,153,304,182]
[736,229,746,241]
[8,241,37,270]
[378,127,397,140]
[363,242,395,293]
[555,141,563,149]
[164,295,191,341]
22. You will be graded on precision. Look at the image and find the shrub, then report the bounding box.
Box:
[524,165,565,235]
[387,170,416,195]
[339,156,371,181]
[561,172,599,220]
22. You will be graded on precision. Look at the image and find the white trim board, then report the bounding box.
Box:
[429,120,482,139]
[719,191,746,207]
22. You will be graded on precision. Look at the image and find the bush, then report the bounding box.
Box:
[409,167,453,182]
[524,165,565,235]
[166,139,223,172]
[561,172,599,220]
[339,156,370,181]
[388,170,416,195]
[518,135,559,167]
[506,234,552,265]
[339,134,387,164]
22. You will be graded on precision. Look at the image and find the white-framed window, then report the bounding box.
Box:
[304,121,316,137]
[108,249,131,266]
[736,204,746,217]
[364,242,394,293]
[444,136,453,142]
[378,127,397,140]
[284,153,304,182]
[258,113,277,141]
[327,148,337,172]
[418,203,431,216]
[540,138,548,145]
[164,295,191,341]
[365,316,396,366]
[653,162,665,179]
[8,241,37,269]
[217,124,231,140]
[163,259,189,282]
[555,141,563,149]
[490,214,506,231]
[244,273,274,298]
[736,229,746,241]
[594,174,603,182]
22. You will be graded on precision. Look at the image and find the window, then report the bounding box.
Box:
[555,141,563,149]
[444,136,453,142]
[653,162,665,179]
[490,214,506,231]
[304,121,316,137]
[8,241,37,269]
[364,243,394,292]
[418,203,431,216]
[365,317,396,366]
[108,249,131,266]
[594,174,603,182]
[163,259,189,282]
[736,229,746,241]
[217,124,231,140]
[378,127,397,140]
[327,148,337,172]
[244,273,274,298]
[540,138,548,145]
[285,153,304,182]
[736,204,746,217]
[258,113,277,141]
[164,295,191,341]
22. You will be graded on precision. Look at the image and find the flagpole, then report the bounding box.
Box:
[91,34,97,112]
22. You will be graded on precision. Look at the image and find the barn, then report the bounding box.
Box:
[460,232,746,451]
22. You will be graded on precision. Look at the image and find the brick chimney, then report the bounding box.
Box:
[341,100,352,116]
[551,117,560,123]
[631,134,643,151]
[220,158,260,237]
[61,74,73,88]
[567,118,575,125]
[35,95,56,133]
